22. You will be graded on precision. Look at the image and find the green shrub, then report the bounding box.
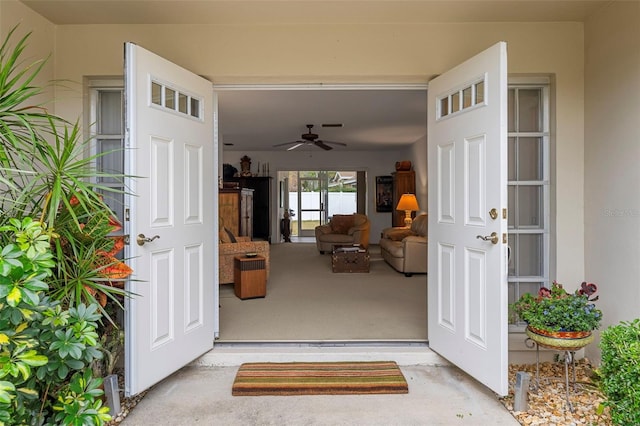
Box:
[599,319,640,425]
[0,218,111,425]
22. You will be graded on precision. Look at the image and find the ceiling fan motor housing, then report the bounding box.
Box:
[302,124,319,141]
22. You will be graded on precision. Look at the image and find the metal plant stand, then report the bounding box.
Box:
[525,338,581,412]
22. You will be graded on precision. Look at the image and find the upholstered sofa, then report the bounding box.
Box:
[219,219,270,285]
[379,213,427,277]
[314,214,370,254]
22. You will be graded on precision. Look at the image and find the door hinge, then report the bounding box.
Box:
[502,208,507,219]
[125,208,130,222]
[503,233,507,244]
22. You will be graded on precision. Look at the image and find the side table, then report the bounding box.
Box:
[234,255,266,299]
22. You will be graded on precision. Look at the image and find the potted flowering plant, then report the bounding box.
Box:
[511,281,602,350]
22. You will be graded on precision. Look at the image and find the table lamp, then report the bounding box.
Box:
[396,193,420,227]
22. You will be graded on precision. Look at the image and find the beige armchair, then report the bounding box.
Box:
[218,219,270,284]
[379,213,427,276]
[314,214,370,254]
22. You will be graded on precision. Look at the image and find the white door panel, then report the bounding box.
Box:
[124,43,215,396]
[428,42,508,396]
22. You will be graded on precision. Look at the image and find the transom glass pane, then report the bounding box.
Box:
[475,81,484,104]
[190,98,200,118]
[452,92,460,113]
[463,86,472,108]
[440,97,449,117]
[165,88,176,109]
[151,82,162,105]
[178,93,188,114]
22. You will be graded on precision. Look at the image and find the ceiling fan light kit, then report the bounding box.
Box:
[273,124,347,151]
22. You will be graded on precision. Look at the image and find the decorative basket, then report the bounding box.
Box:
[526,326,594,351]
[395,161,412,171]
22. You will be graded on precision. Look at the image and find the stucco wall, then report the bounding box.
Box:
[1,9,588,284]
[584,1,640,363]
[0,0,54,109]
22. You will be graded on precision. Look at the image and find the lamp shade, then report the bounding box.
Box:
[396,193,419,212]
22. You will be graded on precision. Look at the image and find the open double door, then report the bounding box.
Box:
[124,42,508,397]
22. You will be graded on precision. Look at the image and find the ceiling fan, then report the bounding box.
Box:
[273,124,347,151]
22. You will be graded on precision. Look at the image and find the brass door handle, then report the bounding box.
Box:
[137,234,160,246]
[476,232,499,245]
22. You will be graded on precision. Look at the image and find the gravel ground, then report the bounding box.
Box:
[107,360,612,425]
[501,359,612,425]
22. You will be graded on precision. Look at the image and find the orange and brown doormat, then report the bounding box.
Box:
[232,361,409,396]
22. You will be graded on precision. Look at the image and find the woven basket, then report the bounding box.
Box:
[526,326,594,351]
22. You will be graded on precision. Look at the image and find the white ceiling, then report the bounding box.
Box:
[20,0,607,152]
[216,88,427,151]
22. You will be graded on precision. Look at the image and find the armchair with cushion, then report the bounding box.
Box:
[314,213,370,254]
[218,218,270,284]
[379,213,427,277]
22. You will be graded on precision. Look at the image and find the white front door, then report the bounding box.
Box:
[427,42,509,396]
[124,43,216,396]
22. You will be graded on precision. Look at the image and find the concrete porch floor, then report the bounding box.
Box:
[121,345,519,425]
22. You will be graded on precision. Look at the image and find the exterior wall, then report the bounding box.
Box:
[0,0,54,108]
[1,7,591,294]
[584,1,640,363]
[46,21,586,284]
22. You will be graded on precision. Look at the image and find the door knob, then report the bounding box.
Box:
[137,233,160,246]
[476,232,499,245]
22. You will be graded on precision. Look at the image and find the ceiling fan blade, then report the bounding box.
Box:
[314,141,333,151]
[287,142,305,151]
[272,140,303,147]
[322,140,347,147]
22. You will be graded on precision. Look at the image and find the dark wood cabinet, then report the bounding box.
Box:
[392,171,416,227]
[219,188,253,238]
[228,176,272,242]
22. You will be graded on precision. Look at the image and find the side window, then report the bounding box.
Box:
[507,81,551,327]
[89,83,125,226]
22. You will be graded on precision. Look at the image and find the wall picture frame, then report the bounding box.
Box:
[376,176,393,212]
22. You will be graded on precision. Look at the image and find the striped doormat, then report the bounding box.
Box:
[232,361,408,396]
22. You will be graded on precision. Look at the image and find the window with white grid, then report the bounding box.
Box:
[507,80,551,328]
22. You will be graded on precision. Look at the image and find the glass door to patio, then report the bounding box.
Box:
[298,171,328,237]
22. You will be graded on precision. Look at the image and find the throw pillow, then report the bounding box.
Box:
[411,214,428,237]
[220,227,237,243]
[330,215,355,234]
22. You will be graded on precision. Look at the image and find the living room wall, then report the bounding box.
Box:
[225,147,414,241]
[2,3,588,286]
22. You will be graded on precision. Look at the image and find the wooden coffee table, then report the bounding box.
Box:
[331,245,370,273]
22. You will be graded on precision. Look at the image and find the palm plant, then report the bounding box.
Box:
[0,25,131,320]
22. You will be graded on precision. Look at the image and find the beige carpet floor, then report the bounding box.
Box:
[218,243,427,341]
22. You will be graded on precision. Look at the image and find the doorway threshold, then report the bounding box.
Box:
[192,339,448,367]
